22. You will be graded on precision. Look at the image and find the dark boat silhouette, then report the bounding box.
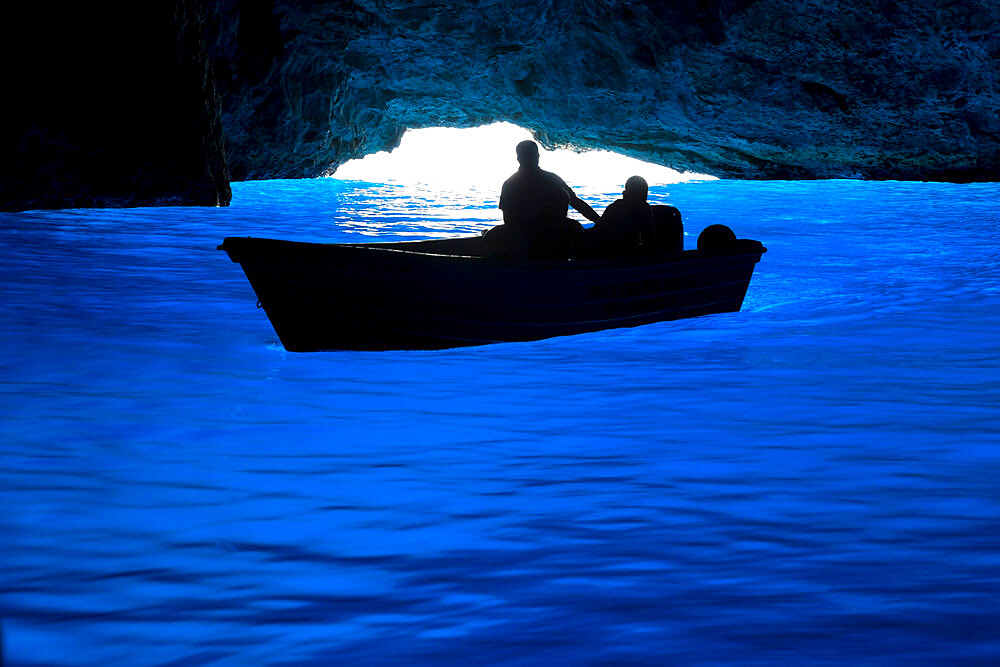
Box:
[219,210,765,351]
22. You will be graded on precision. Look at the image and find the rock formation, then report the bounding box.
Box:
[212,0,999,183]
[3,0,998,211]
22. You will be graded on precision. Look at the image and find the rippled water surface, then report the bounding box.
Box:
[3,179,1000,664]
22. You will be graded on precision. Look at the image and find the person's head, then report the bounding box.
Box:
[623,175,648,203]
[515,140,540,168]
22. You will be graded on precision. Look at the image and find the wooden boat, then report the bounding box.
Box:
[219,215,766,351]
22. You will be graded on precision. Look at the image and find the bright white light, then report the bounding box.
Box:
[329,122,714,192]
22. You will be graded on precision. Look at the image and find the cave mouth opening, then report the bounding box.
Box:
[329,122,714,196]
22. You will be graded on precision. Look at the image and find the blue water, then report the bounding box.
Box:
[2,178,1000,664]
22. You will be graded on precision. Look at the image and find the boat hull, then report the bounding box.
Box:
[220,236,766,351]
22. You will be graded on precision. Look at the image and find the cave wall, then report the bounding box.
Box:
[2,0,997,212]
[1,1,231,211]
[213,0,1000,182]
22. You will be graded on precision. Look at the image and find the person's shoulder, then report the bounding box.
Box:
[599,199,625,225]
[539,169,569,187]
[501,170,522,190]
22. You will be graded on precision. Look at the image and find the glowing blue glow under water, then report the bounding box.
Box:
[2,179,1000,664]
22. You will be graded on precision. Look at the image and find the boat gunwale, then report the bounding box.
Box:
[219,235,767,272]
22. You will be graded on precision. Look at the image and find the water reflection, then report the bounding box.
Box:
[314,179,678,239]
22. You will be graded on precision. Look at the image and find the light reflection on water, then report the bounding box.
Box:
[330,180,637,238]
[333,182,500,237]
[2,178,1000,664]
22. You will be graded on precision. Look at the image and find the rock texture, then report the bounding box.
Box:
[211,0,1000,182]
[1,1,230,211]
[3,0,998,211]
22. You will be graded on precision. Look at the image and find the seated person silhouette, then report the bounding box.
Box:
[590,175,655,255]
[486,140,601,259]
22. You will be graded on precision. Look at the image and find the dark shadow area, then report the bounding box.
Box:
[0,1,230,211]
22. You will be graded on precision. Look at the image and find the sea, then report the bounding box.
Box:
[2,177,999,665]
